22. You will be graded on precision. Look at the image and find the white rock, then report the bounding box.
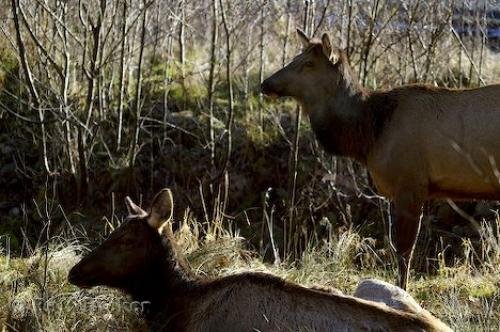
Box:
[354,278,423,314]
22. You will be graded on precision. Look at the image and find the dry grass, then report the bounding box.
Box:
[1,214,499,332]
[491,53,500,84]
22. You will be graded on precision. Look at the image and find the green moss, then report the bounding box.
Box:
[467,280,497,298]
[0,47,18,86]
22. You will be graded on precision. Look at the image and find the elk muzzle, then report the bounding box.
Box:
[260,79,273,95]
[68,263,92,288]
[261,78,281,99]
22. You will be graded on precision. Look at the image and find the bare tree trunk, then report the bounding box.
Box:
[11,0,38,106]
[281,0,292,67]
[457,1,465,88]
[404,1,419,82]
[308,0,315,36]
[218,0,234,176]
[346,0,353,57]
[286,0,310,257]
[469,5,478,85]
[243,23,253,114]
[207,0,219,169]
[11,0,50,174]
[360,0,380,86]
[178,0,186,110]
[178,0,185,76]
[60,1,75,176]
[303,0,310,35]
[287,109,302,256]
[422,1,450,83]
[96,10,109,122]
[313,0,331,36]
[77,0,107,198]
[83,1,106,127]
[147,2,162,190]
[163,30,174,145]
[215,0,234,220]
[117,0,128,150]
[478,0,487,86]
[340,0,347,48]
[257,3,266,131]
[77,127,88,200]
[129,0,149,167]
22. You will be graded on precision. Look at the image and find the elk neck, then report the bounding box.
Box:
[123,231,197,319]
[305,57,391,164]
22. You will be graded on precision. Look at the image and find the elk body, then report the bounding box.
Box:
[68,189,451,331]
[261,29,500,290]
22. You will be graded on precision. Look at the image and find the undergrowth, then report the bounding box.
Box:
[1,213,498,331]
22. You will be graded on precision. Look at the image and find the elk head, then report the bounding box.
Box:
[261,29,341,111]
[68,189,174,290]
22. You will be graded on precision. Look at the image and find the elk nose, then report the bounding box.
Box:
[68,265,83,285]
[68,266,78,284]
[261,80,272,95]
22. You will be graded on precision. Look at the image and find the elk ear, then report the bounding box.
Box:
[321,33,333,60]
[147,188,174,229]
[331,48,345,64]
[125,196,147,218]
[296,28,310,48]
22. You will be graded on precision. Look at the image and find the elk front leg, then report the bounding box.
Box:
[391,195,423,290]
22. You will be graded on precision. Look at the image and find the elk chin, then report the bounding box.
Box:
[68,264,103,289]
[263,92,280,100]
[72,281,93,289]
[261,79,285,100]
[68,270,93,289]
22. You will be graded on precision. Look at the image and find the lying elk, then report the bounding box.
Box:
[261,29,500,290]
[68,189,451,331]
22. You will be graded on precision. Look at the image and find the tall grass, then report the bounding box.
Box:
[1,209,498,331]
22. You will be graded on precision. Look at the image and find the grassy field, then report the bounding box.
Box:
[1,213,499,331]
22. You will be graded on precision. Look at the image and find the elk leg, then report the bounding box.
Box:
[391,195,423,290]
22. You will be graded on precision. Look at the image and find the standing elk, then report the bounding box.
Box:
[68,189,451,331]
[261,29,500,290]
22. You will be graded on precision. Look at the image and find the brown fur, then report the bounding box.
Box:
[261,29,500,290]
[68,189,451,331]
